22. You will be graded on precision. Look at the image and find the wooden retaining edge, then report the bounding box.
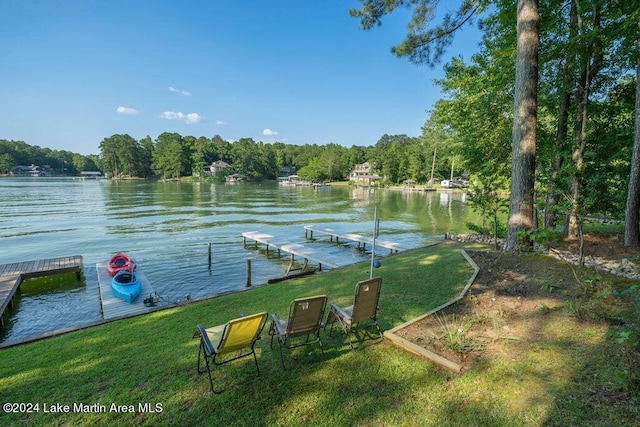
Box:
[383,249,480,374]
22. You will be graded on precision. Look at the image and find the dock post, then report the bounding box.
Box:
[246,259,252,287]
[208,243,212,266]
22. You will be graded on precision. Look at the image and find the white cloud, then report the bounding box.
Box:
[159,111,202,124]
[116,106,138,115]
[263,128,278,136]
[185,113,202,124]
[216,120,228,125]
[168,86,192,96]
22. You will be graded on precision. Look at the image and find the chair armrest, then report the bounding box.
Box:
[196,324,215,355]
[329,303,351,321]
[271,313,287,336]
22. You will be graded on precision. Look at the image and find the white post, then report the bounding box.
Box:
[370,205,378,279]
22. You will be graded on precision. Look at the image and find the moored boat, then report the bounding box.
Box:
[110,270,142,303]
[107,253,134,276]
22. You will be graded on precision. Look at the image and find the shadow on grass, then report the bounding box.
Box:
[1,242,479,426]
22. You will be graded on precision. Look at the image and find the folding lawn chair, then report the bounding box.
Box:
[327,277,383,349]
[195,311,268,393]
[269,295,327,369]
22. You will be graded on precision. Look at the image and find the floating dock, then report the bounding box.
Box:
[96,263,157,320]
[0,256,83,327]
[242,231,348,275]
[303,225,404,254]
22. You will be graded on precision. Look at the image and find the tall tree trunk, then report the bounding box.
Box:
[545,0,577,230]
[624,28,640,247]
[506,0,539,251]
[567,2,602,237]
[568,64,590,237]
[429,142,437,187]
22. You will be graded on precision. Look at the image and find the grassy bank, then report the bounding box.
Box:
[1,243,473,426]
[4,239,638,426]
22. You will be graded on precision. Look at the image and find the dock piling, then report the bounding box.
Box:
[246,259,252,287]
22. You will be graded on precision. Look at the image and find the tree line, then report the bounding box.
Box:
[0,133,464,184]
[0,139,100,175]
[352,0,639,247]
[3,0,638,247]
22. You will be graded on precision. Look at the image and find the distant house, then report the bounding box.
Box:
[204,160,230,176]
[278,165,296,177]
[349,162,381,186]
[12,164,47,177]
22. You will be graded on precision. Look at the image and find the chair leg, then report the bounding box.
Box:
[277,339,287,369]
[373,320,383,338]
[345,330,355,350]
[269,322,277,349]
[197,341,224,393]
[252,349,261,376]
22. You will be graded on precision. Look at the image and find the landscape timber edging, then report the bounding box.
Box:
[383,249,480,374]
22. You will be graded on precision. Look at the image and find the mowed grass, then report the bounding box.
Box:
[1,243,470,426]
[2,241,636,426]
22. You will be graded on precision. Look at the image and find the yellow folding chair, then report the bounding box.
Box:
[195,311,268,393]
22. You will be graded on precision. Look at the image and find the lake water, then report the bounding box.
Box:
[0,178,473,344]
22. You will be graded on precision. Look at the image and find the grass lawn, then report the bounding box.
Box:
[1,242,474,426]
[4,239,637,426]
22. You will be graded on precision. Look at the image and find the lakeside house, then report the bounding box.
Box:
[12,164,49,177]
[278,165,296,177]
[204,160,230,176]
[349,161,381,187]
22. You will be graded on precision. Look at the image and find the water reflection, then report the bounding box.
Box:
[0,178,476,343]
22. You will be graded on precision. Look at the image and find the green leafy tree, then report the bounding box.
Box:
[297,157,325,182]
[212,135,231,162]
[229,138,261,179]
[0,153,13,174]
[138,136,154,178]
[152,132,187,179]
[467,177,509,249]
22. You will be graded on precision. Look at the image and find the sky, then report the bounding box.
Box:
[0,1,484,156]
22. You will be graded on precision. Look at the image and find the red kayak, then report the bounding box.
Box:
[107,253,134,277]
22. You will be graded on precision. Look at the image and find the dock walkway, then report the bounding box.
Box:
[0,256,83,327]
[303,225,404,254]
[96,263,158,320]
[242,231,346,275]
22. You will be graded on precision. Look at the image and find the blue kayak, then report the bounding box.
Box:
[110,270,141,303]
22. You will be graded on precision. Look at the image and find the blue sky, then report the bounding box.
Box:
[0,1,483,155]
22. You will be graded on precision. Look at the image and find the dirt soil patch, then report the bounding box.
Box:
[396,233,639,367]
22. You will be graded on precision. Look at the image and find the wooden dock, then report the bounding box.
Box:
[242,231,348,275]
[96,263,158,320]
[0,256,83,327]
[303,225,404,254]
